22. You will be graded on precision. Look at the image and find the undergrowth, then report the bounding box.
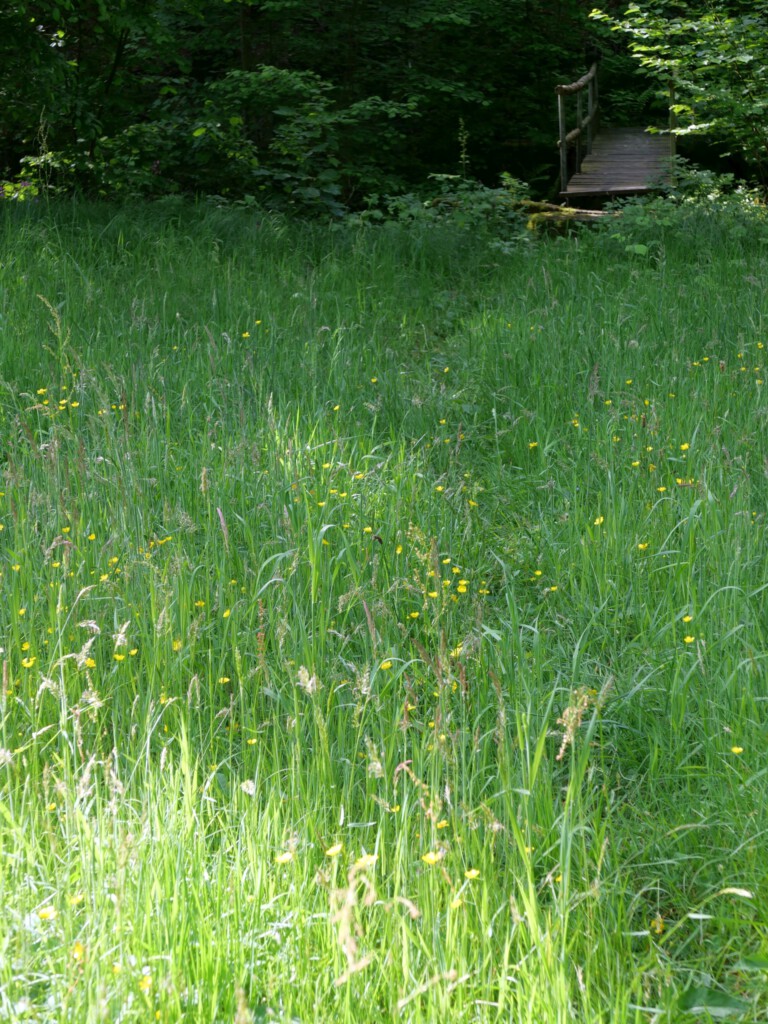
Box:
[0,199,766,1022]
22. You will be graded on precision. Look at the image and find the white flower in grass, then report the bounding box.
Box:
[297,665,321,694]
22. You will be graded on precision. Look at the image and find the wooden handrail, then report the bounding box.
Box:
[555,63,598,97]
[564,112,597,148]
[555,63,599,191]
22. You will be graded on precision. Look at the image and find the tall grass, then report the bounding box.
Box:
[0,200,766,1022]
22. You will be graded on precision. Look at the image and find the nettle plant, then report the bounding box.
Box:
[358,172,531,249]
[601,159,768,258]
[89,66,418,212]
[591,1,768,189]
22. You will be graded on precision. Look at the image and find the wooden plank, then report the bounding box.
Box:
[563,128,674,198]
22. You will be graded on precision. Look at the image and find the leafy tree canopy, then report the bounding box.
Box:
[591,1,768,186]
[0,1,607,206]
[8,1,761,207]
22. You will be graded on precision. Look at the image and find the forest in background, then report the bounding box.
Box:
[1,1,767,211]
[2,6,768,1023]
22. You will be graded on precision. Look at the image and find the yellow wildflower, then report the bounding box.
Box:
[355,853,377,869]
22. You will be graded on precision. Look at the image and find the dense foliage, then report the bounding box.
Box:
[592,0,768,187]
[1,1,633,208]
[3,2,766,206]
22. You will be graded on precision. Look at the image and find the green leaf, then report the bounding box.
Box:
[677,985,750,1018]
[736,956,768,971]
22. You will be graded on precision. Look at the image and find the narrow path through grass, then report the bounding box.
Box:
[0,202,766,1022]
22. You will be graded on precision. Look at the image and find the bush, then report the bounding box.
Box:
[599,160,768,257]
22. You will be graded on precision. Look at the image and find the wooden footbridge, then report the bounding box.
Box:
[556,64,674,199]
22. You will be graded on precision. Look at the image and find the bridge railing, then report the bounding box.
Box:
[555,63,599,191]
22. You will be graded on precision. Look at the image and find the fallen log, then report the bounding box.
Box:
[519,199,619,231]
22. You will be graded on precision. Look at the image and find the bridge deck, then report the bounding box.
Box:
[563,128,673,198]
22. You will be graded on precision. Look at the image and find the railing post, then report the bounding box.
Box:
[558,92,568,192]
[668,79,677,156]
[555,63,598,195]
[594,69,599,139]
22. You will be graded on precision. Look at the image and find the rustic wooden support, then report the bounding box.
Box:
[556,63,674,198]
[588,74,597,153]
[558,92,568,194]
[555,63,598,97]
[555,63,599,191]
[519,199,618,232]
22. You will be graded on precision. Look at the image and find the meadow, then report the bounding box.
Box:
[0,199,766,1023]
